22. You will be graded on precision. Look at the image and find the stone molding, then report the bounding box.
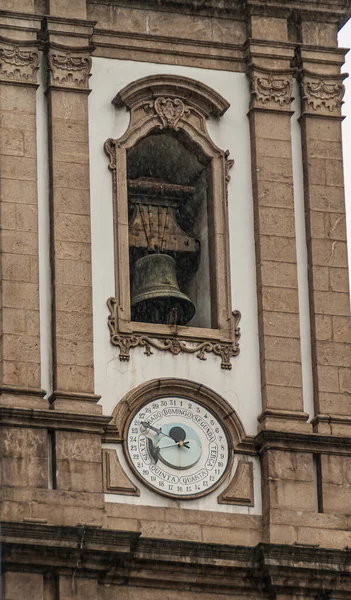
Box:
[112,73,230,117]
[102,449,140,496]
[0,406,111,434]
[300,70,346,116]
[0,37,40,85]
[109,378,247,449]
[218,460,254,506]
[2,522,351,597]
[248,65,294,111]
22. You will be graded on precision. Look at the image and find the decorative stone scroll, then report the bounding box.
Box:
[107,298,241,370]
[0,39,40,84]
[300,72,345,115]
[249,66,293,110]
[47,44,92,90]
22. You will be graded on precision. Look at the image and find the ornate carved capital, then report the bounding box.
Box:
[300,71,346,116]
[248,66,294,111]
[47,44,92,90]
[0,38,40,85]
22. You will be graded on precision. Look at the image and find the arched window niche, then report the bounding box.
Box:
[105,75,241,370]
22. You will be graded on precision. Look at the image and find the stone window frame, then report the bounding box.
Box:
[105,74,241,370]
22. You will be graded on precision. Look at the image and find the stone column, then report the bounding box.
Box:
[247,36,310,433]
[299,43,351,435]
[43,16,100,414]
[0,21,44,408]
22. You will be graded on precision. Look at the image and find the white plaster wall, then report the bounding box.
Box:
[37,54,52,398]
[89,58,261,442]
[103,443,262,515]
[291,80,314,420]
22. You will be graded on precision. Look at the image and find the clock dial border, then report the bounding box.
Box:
[123,395,234,500]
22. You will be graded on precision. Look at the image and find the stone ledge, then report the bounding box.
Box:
[255,429,351,455]
[1,522,351,595]
[0,406,111,433]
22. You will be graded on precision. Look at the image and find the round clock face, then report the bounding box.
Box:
[125,397,230,498]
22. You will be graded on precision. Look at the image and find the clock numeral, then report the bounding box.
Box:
[188,403,192,409]
[177,486,183,492]
[203,480,209,487]
[159,481,165,488]
[210,476,215,482]
[186,486,192,492]
[152,403,159,409]
[142,470,149,476]
[132,454,139,459]
[131,428,138,434]
[151,476,156,482]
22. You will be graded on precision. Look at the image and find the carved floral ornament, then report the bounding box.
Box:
[0,39,40,84]
[47,45,92,89]
[301,73,345,114]
[249,67,293,109]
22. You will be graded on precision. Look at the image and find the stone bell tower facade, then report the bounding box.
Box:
[1,1,351,599]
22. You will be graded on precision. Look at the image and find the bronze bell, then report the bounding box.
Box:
[131,253,195,325]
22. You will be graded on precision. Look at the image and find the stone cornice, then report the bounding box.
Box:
[0,406,111,433]
[87,0,351,26]
[2,523,351,595]
[255,429,351,456]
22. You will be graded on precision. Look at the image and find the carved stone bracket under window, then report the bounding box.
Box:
[107,297,241,370]
[0,37,40,84]
[300,70,346,116]
[248,65,294,111]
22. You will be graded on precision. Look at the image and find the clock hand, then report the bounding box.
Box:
[141,421,175,441]
[158,441,190,450]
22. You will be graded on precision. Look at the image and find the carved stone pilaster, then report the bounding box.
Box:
[248,65,294,111]
[300,71,346,116]
[0,38,40,85]
[46,43,92,91]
